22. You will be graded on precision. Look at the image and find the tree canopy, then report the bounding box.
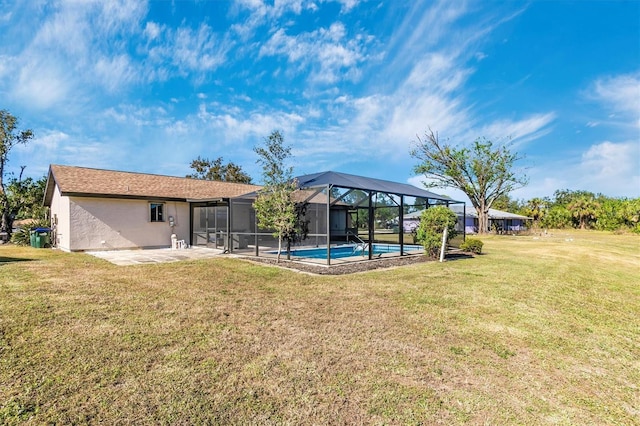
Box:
[1,110,34,235]
[253,130,299,262]
[7,174,47,221]
[186,156,252,184]
[411,129,528,234]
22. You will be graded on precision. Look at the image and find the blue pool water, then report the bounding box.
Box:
[273,244,423,259]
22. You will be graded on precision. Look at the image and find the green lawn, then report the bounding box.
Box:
[1,230,638,424]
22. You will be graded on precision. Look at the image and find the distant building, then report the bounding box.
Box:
[402,206,531,234]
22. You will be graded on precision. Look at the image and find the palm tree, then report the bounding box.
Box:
[523,197,547,228]
[568,195,600,229]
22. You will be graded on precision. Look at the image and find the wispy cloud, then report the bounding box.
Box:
[474,113,556,146]
[513,139,640,199]
[586,72,640,127]
[580,140,639,188]
[4,0,147,108]
[259,22,371,84]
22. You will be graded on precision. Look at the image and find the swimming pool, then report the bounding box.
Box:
[270,243,423,260]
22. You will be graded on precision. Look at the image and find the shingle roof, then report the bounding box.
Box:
[44,165,260,205]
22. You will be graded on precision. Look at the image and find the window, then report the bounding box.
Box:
[150,203,164,222]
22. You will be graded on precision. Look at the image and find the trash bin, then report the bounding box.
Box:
[30,230,37,247]
[33,227,51,248]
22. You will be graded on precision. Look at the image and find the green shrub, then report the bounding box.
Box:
[415,206,458,258]
[10,218,50,246]
[460,238,483,254]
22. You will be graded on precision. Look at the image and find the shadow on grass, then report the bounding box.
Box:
[445,252,475,261]
[0,256,36,264]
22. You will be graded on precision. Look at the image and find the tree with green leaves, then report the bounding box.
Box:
[7,173,47,221]
[282,200,310,260]
[411,129,528,234]
[567,194,600,229]
[541,205,572,229]
[414,205,458,258]
[253,130,299,262]
[1,110,34,236]
[186,156,252,183]
[491,193,523,213]
[522,197,547,228]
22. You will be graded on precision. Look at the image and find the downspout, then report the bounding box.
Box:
[189,203,193,247]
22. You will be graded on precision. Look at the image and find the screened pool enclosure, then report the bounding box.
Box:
[189,171,464,265]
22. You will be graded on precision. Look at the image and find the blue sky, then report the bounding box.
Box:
[1,0,638,202]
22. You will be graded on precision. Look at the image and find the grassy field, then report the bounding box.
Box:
[1,230,638,424]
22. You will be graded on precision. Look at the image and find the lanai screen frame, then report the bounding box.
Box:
[295,171,465,265]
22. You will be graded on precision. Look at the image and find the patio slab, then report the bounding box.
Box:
[86,247,224,266]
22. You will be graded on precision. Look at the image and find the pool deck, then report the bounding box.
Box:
[87,246,224,266]
[86,244,424,267]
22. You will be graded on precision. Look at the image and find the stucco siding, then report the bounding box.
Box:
[67,197,190,251]
[50,185,71,251]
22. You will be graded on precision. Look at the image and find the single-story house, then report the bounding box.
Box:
[44,165,463,263]
[44,165,259,252]
[402,205,531,234]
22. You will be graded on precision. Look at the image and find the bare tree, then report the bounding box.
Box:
[411,129,528,234]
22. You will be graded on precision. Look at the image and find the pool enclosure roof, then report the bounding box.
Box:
[295,171,462,203]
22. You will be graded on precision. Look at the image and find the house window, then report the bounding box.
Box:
[150,203,165,222]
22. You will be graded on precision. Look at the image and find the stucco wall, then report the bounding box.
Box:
[67,197,190,251]
[50,185,71,251]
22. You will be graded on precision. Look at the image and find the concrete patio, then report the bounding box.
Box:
[86,246,224,266]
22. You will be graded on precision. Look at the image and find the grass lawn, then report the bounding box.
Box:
[1,230,638,424]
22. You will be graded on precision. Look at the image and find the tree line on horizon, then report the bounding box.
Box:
[492,190,640,233]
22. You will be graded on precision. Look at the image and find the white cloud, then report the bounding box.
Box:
[2,0,148,109]
[474,113,556,146]
[259,22,370,84]
[196,103,305,142]
[587,72,640,128]
[514,140,640,199]
[94,55,137,92]
[15,130,69,154]
[103,104,169,127]
[172,24,227,72]
[406,176,470,203]
[231,0,339,39]
[13,61,71,109]
[143,21,162,40]
[581,140,639,183]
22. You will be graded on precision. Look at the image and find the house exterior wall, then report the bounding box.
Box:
[50,185,71,251]
[403,218,419,233]
[66,196,190,251]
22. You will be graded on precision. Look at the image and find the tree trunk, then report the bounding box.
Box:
[276,235,282,262]
[0,194,11,235]
[477,204,490,234]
